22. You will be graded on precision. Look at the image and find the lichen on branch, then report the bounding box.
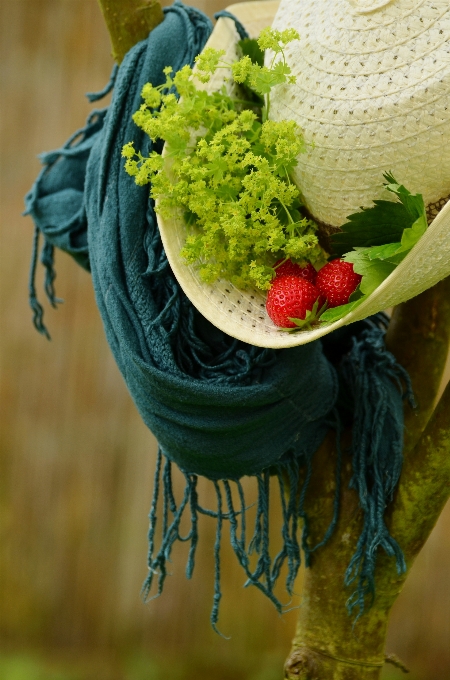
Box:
[97,0,164,63]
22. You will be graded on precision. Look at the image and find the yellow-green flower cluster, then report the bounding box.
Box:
[123,29,326,290]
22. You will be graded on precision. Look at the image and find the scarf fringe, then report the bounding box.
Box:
[340,313,414,619]
[142,315,411,630]
[142,433,343,631]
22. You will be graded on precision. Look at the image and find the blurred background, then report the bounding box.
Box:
[1,1,449,679]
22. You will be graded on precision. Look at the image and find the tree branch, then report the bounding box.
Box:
[97,0,164,63]
[385,276,450,559]
[286,278,450,679]
[390,379,450,561]
[385,276,450,454]
[285,431,387,680]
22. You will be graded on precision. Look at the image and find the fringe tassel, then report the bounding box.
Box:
[142,316,409,630]
[41,239,63,308]
[211,481,224,634]
[27,229,63,339]
[28,226,50,340]
[143,440,342,631]
[340,314,414,619]
[86,63,118,102]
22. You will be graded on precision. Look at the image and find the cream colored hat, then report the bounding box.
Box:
[157,0,450,348]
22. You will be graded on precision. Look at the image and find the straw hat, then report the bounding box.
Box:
[157,0,450,348]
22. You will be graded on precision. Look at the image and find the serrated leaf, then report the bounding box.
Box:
[331,201,411,256]
[332,174,427,259]
[320,296,367,323]
[252,70,281,95]
[363,214,426,262]
[383,172,426,222]
[344,249,396,295]
[272,61,291,78]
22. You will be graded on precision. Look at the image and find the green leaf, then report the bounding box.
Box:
[238,38,264,67]
[363,214,426,263]
[344,249,396,295]
[282,298,327,332]
[331,174,427,258]
[384,250,409,266]
[272,61,291,79]
[205,155,229,183]
[320,296,367,323]
[366,242,402,260]
[400,214,427,250]
[249,62,292,96]
[383,172,426,222]
[252,69,280,95]
[331,201,411,256]
[349,284,364,302]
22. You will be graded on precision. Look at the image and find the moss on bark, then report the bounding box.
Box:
[285,278,450,679]
[97,0,164,63]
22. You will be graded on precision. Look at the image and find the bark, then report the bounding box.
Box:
[285,278,450,680]
[97,0,164,63]
[385,276,450,455]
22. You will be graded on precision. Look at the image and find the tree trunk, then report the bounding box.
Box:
[285,279,450,679]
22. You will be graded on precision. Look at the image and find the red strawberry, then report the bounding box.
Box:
[316,259,362,308]
[266,275,322,328]
[273,259,317,284]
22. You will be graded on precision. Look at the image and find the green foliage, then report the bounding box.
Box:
[322,174,428,324]
[238,38,264,67]
[231,28,298,121]
[331,201,410,256]
[344,250,396,296]
[284,297,328,332]
[331,173,426,258]
[320,297,364,323]
[123,28,326,290]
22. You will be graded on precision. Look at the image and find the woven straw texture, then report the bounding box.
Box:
[270,0,450,226]
[157,0,450,348]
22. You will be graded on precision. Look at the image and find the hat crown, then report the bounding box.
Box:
[270,0,450,227]
[348,0,393,13]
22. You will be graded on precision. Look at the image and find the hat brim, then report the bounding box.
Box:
[156,2,450,348]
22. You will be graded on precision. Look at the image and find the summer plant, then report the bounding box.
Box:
[122,28,327,292]
[123,28,431,330]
